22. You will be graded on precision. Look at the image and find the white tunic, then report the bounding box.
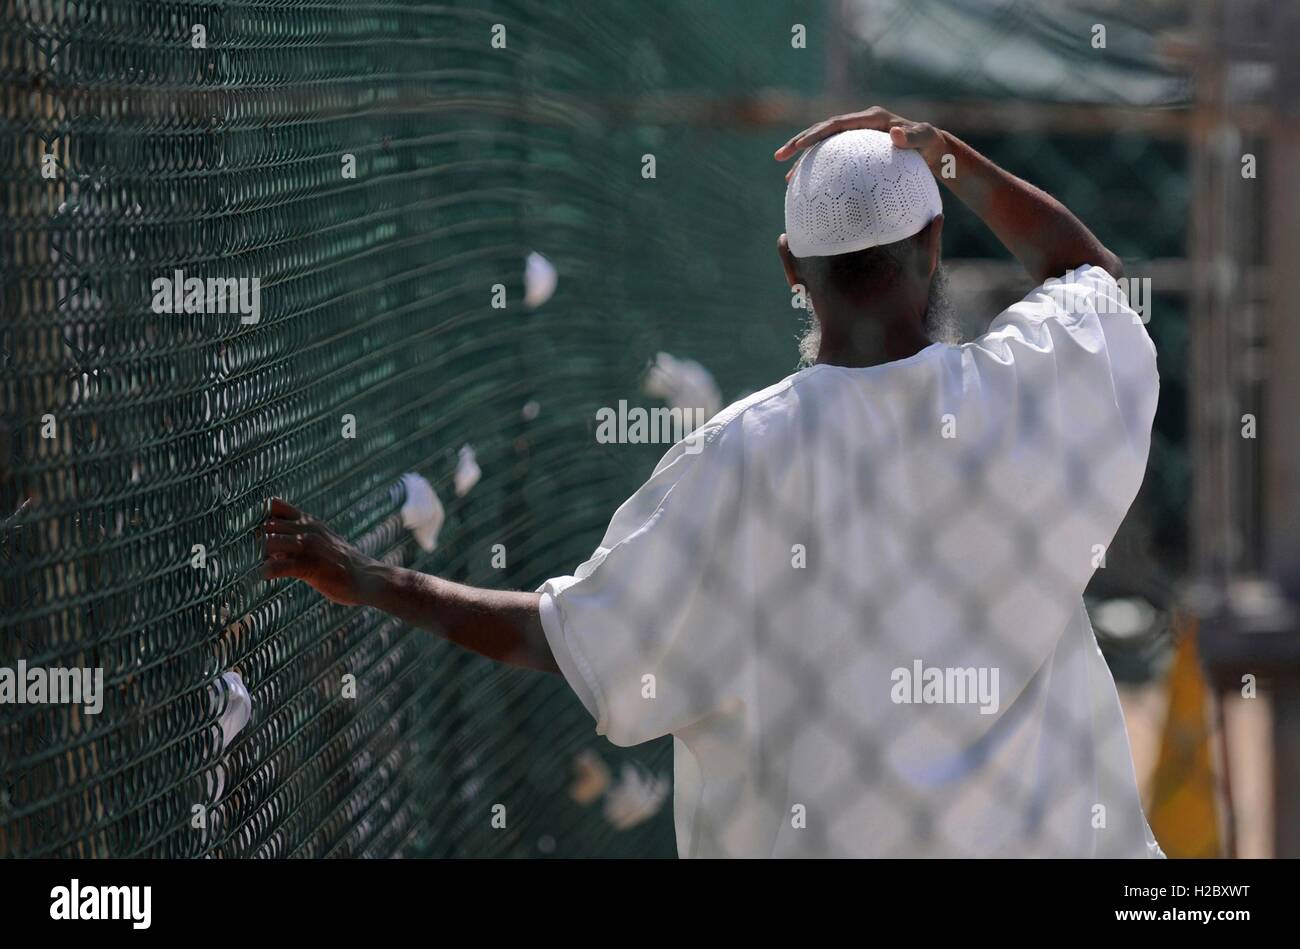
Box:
[540,265,1164,858]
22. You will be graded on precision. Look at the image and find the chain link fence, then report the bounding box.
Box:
[3,0,1277,857]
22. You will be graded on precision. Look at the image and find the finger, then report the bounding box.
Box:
[266,497,303,520]
[775,117,839,159]
[890,122,934,151]
[782,110,896,160]
[889,124,929,149]
[784,146,815,182]
[263,535,307,557]
[774,128,816,161]
[775,121,830,160]
[259,517,309,537]
[785,153,805,183]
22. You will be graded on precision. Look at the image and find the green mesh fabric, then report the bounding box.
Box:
[2,0,1187,858]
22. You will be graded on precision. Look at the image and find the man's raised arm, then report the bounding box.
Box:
[774,106,1123,284]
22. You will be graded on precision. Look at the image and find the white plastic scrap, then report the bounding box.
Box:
[217,671,253,748]
[642,351,722,428]
[602,763,670,831]
[523,252,557,310]
[400,471,445,553]
[206,670,253,802]
[454,444,481,497]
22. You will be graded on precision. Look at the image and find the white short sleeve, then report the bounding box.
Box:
[983,264,1158,462]
[538,427,746,747]
[937,263,1159,673]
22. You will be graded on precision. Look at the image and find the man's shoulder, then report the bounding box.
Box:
[711,356,961,436]
[712,372,809,427]
[684,362,926,462]
[650,371,814,475]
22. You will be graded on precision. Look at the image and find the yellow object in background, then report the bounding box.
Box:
[1147,617,1222,857]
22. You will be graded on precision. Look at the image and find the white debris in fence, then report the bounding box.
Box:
[206,670,253,802]
[454,444,481,497]
[602,763,670,831]
[523,252,557,310]
[400,472,445,552]
[643,351,722,428]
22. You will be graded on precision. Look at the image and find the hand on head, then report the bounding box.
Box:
[774,106,946,180]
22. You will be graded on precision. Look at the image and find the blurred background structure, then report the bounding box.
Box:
[1,0,1296,857]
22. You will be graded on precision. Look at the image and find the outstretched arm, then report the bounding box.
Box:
[774,106,1123,284]
[258,498,558,674]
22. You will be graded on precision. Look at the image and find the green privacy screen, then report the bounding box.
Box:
[0,1,823,857]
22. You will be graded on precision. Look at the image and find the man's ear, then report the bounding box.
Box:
[778,233,801,288]
[921,214,944,279]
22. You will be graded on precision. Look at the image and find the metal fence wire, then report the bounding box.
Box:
[2,0,1194,857]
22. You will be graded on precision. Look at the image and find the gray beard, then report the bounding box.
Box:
[798,264,957,367]
[797,307,822,367]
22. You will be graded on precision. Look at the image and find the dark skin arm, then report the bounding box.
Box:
[258,498,559,674]
[774,107,1124,284]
